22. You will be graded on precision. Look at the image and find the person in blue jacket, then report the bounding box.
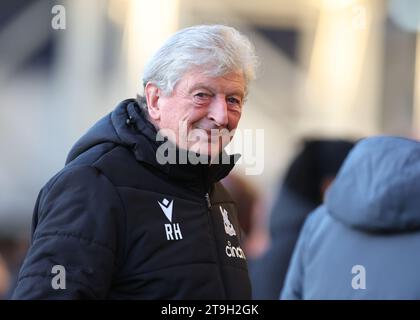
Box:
[281,136,420,299]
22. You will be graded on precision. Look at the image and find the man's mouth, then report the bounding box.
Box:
[192,127,226,137]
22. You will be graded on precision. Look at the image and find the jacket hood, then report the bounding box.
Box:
[325,136,420,233]
[66,99,151,165]
[66,99,238,185]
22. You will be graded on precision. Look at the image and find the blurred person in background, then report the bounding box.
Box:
[251,139,354,299]
[12,25,258,299]
[0,235,28,299]
[0,254,11,299]
[282,136,420,299]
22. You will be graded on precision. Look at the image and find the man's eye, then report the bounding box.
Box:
[227,97,241,105]
[193,93,212,104]
[194,93,210,98]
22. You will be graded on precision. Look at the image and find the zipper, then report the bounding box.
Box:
[204,191,227,298]
[205,192,211,209]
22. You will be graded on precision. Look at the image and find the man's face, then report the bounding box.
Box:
[147,69,245,159]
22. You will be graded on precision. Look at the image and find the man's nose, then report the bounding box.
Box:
[208,95,228,127]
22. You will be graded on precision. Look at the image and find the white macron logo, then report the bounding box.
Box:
[220,206,236,237]
[158,198,183,240]
[158,198,173,222]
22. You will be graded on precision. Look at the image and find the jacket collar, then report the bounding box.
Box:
[111,99,240,187]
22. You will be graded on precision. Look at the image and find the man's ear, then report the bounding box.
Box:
[145,82,161,121]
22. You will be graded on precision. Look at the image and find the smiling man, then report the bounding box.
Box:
[149,69,245,162]
[12,25,258,299]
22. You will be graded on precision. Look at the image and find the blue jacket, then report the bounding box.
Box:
[281,136,420,299]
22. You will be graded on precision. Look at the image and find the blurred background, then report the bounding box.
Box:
[0,0,419,298]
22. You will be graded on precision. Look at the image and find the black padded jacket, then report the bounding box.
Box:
[12,99,251,299]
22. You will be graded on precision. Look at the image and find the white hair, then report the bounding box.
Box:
[142,24,258,98]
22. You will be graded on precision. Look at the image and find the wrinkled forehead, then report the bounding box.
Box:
[177,68,246,96]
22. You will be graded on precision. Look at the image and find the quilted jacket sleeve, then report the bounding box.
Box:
[12,165,125,299]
